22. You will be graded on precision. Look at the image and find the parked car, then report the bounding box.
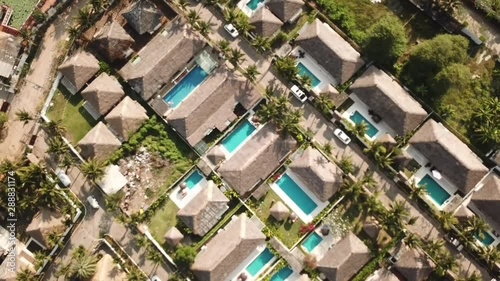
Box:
[334,128,351,145]
[87,196,99,209]
[224,23,239,38]
[56,170,71,187]
[290,85,307,103]
[151,276,161,281]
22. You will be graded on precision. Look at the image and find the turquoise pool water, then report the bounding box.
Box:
[222,119,256,153]
[418,174,450,205]
[163,65,208,108]
[302,232,322,252]
[270,266,293,281]
[475,231,495,246]
[185,170,203,189]
[297,62,320,87]
[246,0,264,10]
[349,111,379,138]
[275,173,317,215]
[246,248,274,276]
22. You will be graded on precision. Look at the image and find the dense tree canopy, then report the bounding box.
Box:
[432,63,472,96]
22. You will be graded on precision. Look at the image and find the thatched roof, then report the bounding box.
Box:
[393,248,434,281]
[164,226,184,246]
[379,133,397,149]
[267,0,304,23]
[270,201,289,221]
[119,20,205,100]
[58,50,99,92]
[93,20,134,62]
[167,67,262,146]
[81,72,125,116]
[191,214,266,281]
[105,96,148,141]
[0,31,21,79]
[393,150,413,171]
[409,119,488,194]
[25,209,65,248]
[249,8,283,37]
[317,232,370,281]
[218,123,296,196]
[350,66,427,136]
[177,181,229,236]
[453,204,473,224]
[470,172,500,229]
[122,0,163,35]
[362,217,381,240]
[206,145,226,165]
[296,19,364,84]
[289,147,342,202]
[91,254,128,281]
[77,122,122,160]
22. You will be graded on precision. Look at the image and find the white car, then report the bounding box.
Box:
[290,85,307,103]
[87,196,99,209]
[56,170,71,187]
[223,23,239,38]
[151,276,161,281]
[334,128,351,145]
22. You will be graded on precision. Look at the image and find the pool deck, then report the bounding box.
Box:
[270,169,328,223]
[342,95,396,142]
[301,228,338,260]
[169,172,208,208]
[237,0,267,17]
[292,47,338,92]
[225,244,277,281]
[220,115,264,159]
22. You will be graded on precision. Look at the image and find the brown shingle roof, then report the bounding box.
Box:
[267,0,304,22]
[409,119,488,194]
[93,20,134,62]
[289,147,342,201]
[296,19,364,84]
[105,96,148,141]
[0,31,21,79]
[393,248,434,281]
[77,122,122,160]
[167,67,262,146]
[218,123,296,196]
[25,208,65,248]
[81,73,125,116]
[58,51,99,92]
[122,0,163,35]
[317,232,371,281]
[191,214,266,281]
[350,66,427,136]
[119,20,205,100]
[177,181,229,236]
[249,8,283,37]
[470,172,500,229]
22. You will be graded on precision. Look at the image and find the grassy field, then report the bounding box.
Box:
[4,0,39,29]
[148,199,179,244]
[46,87,97,144]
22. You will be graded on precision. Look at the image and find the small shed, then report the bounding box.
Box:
[97,165,128,195]
[164,226,184,246]
[270,201,290,221]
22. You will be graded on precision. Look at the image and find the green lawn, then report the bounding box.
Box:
[46,88,97,144]
[4,0,39,29]
[252,190,303,248]
[148,199,179,244]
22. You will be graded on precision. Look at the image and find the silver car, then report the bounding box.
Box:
[334,128,351,145]
[224,23,239,38]
[290,85,307,103]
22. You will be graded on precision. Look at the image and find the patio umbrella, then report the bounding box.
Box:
[238,272,248,281]
[431,170,442,180]
[289,212,298,222]
[164,226,184,246]
[179,182,187,190]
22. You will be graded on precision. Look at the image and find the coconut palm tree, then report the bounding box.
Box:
[322,142,333,155]
[234,15,254,37]
[464,216,488,239]
[244,64,260,81]
[381,200,409,233]
[423,239,444,257]
[147,247,164,267]
[186,10,201,27]
[17,162,47,187]
[44,120,66,136]
[228,48,245,66]
[359,194,383,221]
[409,181,427,200]
[216,39,230,55]
[277,109,302,136]
[404,232,420,248]
[80,158,106,183]
[127,267,145,281]
[457,271,481,281]
[203,0,218,8]
[177,0,189,10]
[361,169,377,189]
[437,211,457,231]
[58,152,74,172]
[353,121,368,139]
[135,234,150,248]
[251,35,270,54]
[275,56,298,80]
[74,5,93,29]
[196,20,213,36]
[297,74,312,89]
[479,246,500,268]
[47,136,69,160]
[89,0,104,12]
[435,250,457,276]
[16,268,35,281]
[313,93,335,115]
[337,155,356,175]
[47,231,63,248]
[70,249,98,279]
[36,182,64,209]
[223,8,240,23]
[15,110,33,124]
[67,26,81,40]
[340,180,364,206]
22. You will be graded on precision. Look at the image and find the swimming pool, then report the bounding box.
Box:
[246,0,264,10]
[270,266,293,281]
[275,173,317,215]
[302,232,322,252]
[246,248,274,276]
[163,65,208,108]
[418,174,451,205]
[222,119,256,153]
[184,170,204,189]
[475,231,495,246]
[349,111,379,138]
[297,62,320,87]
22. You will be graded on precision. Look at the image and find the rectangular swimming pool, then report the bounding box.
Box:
[418,174,451,205]
[349,111,379,138]
[246,248,274,276]
[297,62,320,87]
[475,231,495,246]
[222,119,256,153]
[270,266,293,281]
[275,173,317,215]
[184,170,204,189]
[302,232,322,252]
[246,0,264,10]
[163,65,208,108]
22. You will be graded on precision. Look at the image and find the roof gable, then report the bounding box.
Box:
[77,122,122,160]
[81,73,125,116]
[267,0,304,22]
[58,51,100,91]
[393,248,434,281]
[104,96,148,141]
[249,8,283,37]
[93,21,134,62]
[471,172,500,228]
[122,0,163,35]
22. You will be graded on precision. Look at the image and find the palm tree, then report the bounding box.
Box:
[437,211,457,231]
[47,231,63,248]
[297,74,312,89]
[44,120,66,135]
[337,155,355,175]
[228,48,245,66]
[47,136,69,159]
[464,216,488,239]
[435,250,457,276]
[135,234,150,248]
[223,8,240,23]
[186,10,201,27]
[196,20,213,36]
[34,251,47,270]
[479,246,500,268]
[69,248,98,279]
[404,232,420,248]
[235,16,254,37]
[359,194,383,220]
[408,180,427,200]
[177,0,189,10]
[381,200,409,233]
[67,26,81,40]
[340,180,364,206]
[80,158,106,183]
[16,110,33,124]
[457,271,481,281]
[89,0,104,12]
[216,39,230,55]
[361,169,377,189]
[127,267,145,281]
[58,152,74,172]
[244,64,260,81]
[313,93,335,115]
[322,142,333,155]
[203,0,218,8]
[17,162,46,187]
[432,0,460,13]
[275,56,298,80]
[147,247,164,267]
[423,239,444,257]
[251,35,270,53]
[277,109,302,136]
[74,5,92,29]
[353,121,368,139]
[16,268,35,281]
[36,182,64,209]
